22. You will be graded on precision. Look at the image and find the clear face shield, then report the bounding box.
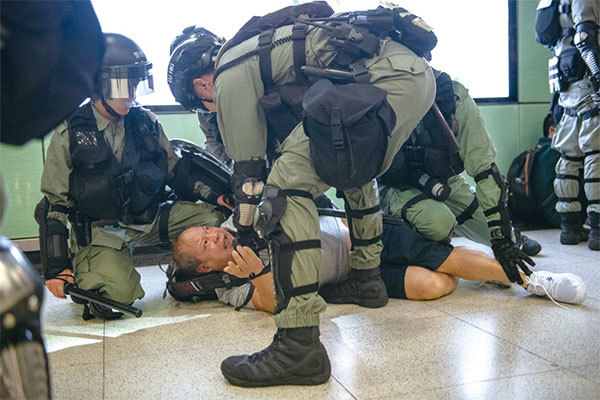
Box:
[100,62,154,100]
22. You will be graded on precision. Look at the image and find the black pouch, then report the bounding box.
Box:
[70,144,124,220]
[389,7,437,57]
[258,82,308,151]
[558,47,587,86]
[535,0,561,47]
[302,79,395,190]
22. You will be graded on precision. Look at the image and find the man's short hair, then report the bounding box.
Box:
[543,113,555,138]
[172,235,202,274]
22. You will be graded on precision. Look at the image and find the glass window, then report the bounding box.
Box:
[91,0,514,107]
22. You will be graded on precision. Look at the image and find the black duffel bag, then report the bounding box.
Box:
[302,79,395,190]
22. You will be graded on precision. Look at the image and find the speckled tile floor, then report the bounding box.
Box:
[42,229,600,400]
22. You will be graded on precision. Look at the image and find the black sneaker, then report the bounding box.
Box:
[319,267,388,308]
[221,327,331,387]
[520,235,542,256]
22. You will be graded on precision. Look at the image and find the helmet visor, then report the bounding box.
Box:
[100,63,154,99]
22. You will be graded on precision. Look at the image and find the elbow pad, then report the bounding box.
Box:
[575,21,600,88]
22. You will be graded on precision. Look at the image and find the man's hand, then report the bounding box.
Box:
[491,238,535,285]
[224,246,264,278]
[45,268,74,299]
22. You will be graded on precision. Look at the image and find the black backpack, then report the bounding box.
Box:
[534,0,562,47]
[507,145,543,219]
[164,261,249,303]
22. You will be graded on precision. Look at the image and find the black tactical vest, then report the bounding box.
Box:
[379,74,464,189]
[67,102,168,224]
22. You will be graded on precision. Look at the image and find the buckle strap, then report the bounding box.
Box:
[556,173,581,180]
[346,204,381,219]
[352,235,382,247]
[561,153,585,161]
[288,282,318,297]
[158,200,175,247]
[585,150,600,157]
[588,199,600,205]
[258,30,274,90]
[456,197,479,225]
[280,189,313,200]
[474,168,493,183]
[557,197,580,202]
[401,193,429,221]
[564,107,599,120]
[584,178,600,183]
[292,23,308,85]
[280,239,321,252]
[349,60,370,83]
[483,205,502,217]
[49,204,71,214]
[558,4,571,14]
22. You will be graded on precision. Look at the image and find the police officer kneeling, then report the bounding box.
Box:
[38,33,224,320]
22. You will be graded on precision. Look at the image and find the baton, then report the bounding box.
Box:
[430,102,460,153]
[64,283,143,318]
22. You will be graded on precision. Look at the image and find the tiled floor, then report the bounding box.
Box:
[42,229,600,400]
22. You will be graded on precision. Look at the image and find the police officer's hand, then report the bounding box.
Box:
[45,268,74,299]
[491,238,535,285]
[234,226,266,252]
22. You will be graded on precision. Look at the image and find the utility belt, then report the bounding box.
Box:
[549,47,588,93]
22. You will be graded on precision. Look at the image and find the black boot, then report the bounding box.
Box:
[521,235,542,256]
[589,212,599,251]
[220,327,331,387]
[560,212,587,245]
[319,266,388,308]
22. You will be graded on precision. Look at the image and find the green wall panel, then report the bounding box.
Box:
[0,141,45,238]
[519,103,553,150]
[479,104,520,175]
[518,0,554,103]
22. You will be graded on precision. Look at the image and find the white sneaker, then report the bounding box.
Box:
[527,271,587,305]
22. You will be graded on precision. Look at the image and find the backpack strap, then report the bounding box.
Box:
[258,30,275,90]
[292,23,309,85]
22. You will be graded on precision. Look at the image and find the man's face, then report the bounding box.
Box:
[181,226,235,271]
[105,97,136,115]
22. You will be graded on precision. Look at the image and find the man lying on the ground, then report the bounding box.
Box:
[172,215,586,312]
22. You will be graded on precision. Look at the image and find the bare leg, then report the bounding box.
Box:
[404,267,459,300]
[436,246,528,287]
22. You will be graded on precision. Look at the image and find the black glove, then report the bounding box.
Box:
[491,237,535,285]
[233,225,267,253]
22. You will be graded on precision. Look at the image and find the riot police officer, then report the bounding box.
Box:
[169,4,437,388]
[39,33,224,320]
[378,70,537,285]
[168,26,231,166]
[535,0,600,250]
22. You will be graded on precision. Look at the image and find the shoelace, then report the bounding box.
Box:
[526,277,569,310]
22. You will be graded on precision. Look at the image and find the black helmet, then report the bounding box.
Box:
[167,26,223,112]
[99,33,153,100]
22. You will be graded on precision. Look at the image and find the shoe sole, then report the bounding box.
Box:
[223,371,331,387]
[323,296,389,308]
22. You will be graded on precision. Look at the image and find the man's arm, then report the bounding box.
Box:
[224,245,275,313]
[39,125,78,297]
[454,82,533,284]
